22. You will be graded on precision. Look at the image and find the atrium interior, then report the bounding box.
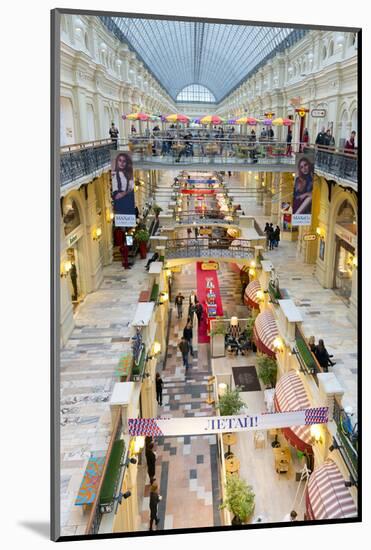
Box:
[57,11,359,539]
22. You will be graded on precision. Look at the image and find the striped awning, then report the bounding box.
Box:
[306,460,357,520]
[274,370,313,454]
[244,280,261,309]
[253,310,279,358]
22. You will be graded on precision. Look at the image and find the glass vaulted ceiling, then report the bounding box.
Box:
[101,16,306,103]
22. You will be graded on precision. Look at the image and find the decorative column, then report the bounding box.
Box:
[348,263,357,327]
[86,184,104,290]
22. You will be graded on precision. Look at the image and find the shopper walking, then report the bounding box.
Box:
[183,320,194,357]
[314,339,336,372]
[195,299,203,324]
[178,337,190,370]
[175,292,185,319]
[149,483,162,531]
[273,225,280,248]
[268,223,275,250]
[155,372,164,406]
[145,442,157,485]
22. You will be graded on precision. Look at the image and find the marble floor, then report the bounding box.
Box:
[138,263,221,531]
[60,258,150,536]
[226,174,358,419]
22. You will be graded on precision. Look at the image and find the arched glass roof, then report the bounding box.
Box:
[101,16,307,103]
[177,84,216,102]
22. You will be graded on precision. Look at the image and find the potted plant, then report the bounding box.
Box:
[216,386,245,416]
[221,474,255,524]
[134,228,150,259]
[257,354,278,388]
[152,204,163,218]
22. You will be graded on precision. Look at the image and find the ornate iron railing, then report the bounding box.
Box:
[314,146,357,183]
[85,410,123,535]
[333,398,358,483]
[174,210,238,225]
[165,237,255,260]
[60,140,116,186]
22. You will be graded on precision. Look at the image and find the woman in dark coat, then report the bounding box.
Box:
[155,372,163,406]
[145,442,156,484]
[149,483,162,530]
[314,339,336,372]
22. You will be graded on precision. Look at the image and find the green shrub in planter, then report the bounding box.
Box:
[257,354,277,388]
[221,474,255,524]
[216,386,245,416]
[134,228,150,243]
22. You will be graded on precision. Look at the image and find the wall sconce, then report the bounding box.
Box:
[60,260,72,278]
[256,290,265,302]
[218,383,227,397]
[159,292,168,304]
[93,227,102,241]
[147,341,161,361]
[310,424,323,444]
[106,209,114,223]
[273,337,284,351]
[316,227,322,236]
[250,260,256,268]
[249,268,256,277]
[352,256,358,268]
[132,436,145,455]
[230,316,239,327]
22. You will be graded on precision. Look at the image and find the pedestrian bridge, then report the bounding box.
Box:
[164,238,255,267]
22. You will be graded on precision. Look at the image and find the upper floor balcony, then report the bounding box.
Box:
[59,137,358,190]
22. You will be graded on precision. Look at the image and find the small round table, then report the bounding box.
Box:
[223,432,237,458]
[225,456,240,475]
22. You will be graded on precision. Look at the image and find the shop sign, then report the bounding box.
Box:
[68,233,78,246]
[128,407,329,436]
[311,109,326,118]
[201,262,219,271]
[199,228,212,236]
[335,224,357,248]
[303,233,317,241]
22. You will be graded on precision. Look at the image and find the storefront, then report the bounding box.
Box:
[63,199,87,309]
[333,223,357,301]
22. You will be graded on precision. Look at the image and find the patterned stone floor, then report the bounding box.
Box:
[138,263,222,531]
[60,259,149,536]
[226,174,358,418]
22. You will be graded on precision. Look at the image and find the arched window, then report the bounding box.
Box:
[329,40,334,57]
[322,46,327,60]
[337,200,356,226]
[349,32,357,47]
[176,84,216,103]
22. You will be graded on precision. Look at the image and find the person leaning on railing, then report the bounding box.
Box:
[344,130,356,155]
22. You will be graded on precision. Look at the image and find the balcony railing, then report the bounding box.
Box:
[333,398,358,483]
[60,139,116,186]
[85,410,123,535]
[165,237,255,260]
[174,210,238,225]
[314,145,357,183]
[59,138,358,186]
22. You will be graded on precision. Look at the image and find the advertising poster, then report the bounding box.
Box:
[111,150,136,227]
[292,151,315,226]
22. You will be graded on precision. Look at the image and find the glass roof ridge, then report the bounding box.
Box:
[100,16,309,104]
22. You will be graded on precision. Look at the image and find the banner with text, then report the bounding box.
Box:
[292,151,315,226]
[111,151,136,227]
[128,407,328,437]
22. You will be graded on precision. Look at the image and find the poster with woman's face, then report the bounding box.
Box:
[111,151,136,227]
[292,151,315,226]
